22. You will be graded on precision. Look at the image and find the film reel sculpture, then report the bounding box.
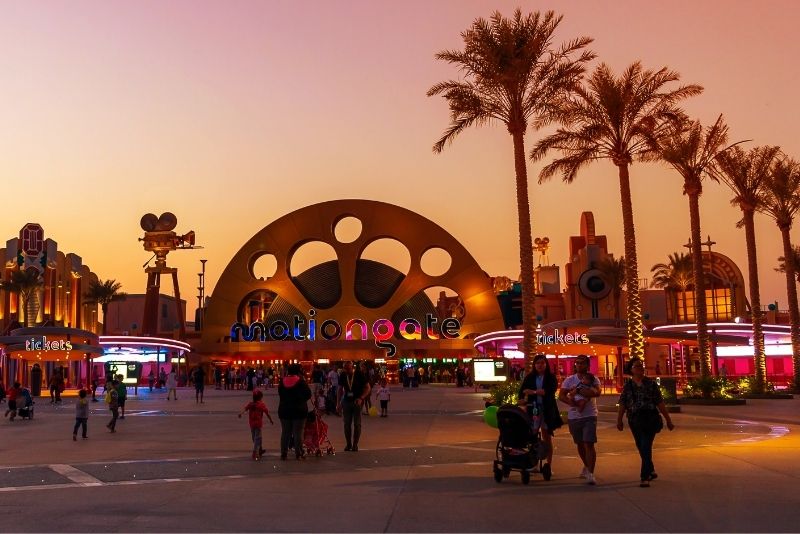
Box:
[200,200,504,349]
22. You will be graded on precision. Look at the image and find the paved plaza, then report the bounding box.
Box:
[1,384,799,532]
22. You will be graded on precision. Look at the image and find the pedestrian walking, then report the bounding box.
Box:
[518,354,562,476]
[337,361,371,451]
[4,382,21,421]
[166,369,178,400]
[376,379,391,417]
[194,366,206,404]
[116,375,128,419]
[558,354,601,485]
[616,357,675,487]
[148,370,155,392]
[106,380,120,433]
[278,364,312,461]
[73,389,89,440]
[238,389,273,460]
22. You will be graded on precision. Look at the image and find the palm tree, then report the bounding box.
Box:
[776,245,800,282]
[0,269,44,327]
[596,256,625,322]
[428,9,593,362]
[758,156,800,392]
[83,279,127,335]
[650,252,694,323]
[531,62,702,360]
[710,145,781,392]
[658,115,745,378]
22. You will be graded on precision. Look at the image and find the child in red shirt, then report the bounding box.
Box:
[238,389,273,460]
[4,382,21,421]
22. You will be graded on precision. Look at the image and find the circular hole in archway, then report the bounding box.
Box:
[420,247,451,277]
[334,216,362,244]
[290,241,338,278]
[424,286,464,321]
[356,238,411,308]
[360,238,411,275]
[250,253,278,280]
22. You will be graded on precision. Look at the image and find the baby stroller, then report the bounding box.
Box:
[17,388,35,420]
[492,404,551,484]
[303,408,335,456]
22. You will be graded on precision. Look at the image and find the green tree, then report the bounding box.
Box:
[531,62,702,360]
[651,252,694,323]
[658,114,744,378]
[710,145,782,393]
[758,156,800,392]
[776,245,800,282]
[0,269,44,327]
[428,9,593,363]
[83,279,127,335]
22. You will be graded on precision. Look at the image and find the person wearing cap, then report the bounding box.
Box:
[558,354,601,485]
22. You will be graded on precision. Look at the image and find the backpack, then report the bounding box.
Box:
[104,390,112,404]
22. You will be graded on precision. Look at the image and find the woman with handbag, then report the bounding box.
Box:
[518,354,563,477]
[616,357,675,487]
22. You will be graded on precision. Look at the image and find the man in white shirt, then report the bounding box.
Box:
[558,354,601,485]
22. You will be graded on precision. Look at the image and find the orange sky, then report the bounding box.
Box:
[2,0,799,323]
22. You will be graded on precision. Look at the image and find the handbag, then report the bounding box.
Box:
[628,409,663,433]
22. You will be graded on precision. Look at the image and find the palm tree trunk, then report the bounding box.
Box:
[742,209,766,392]
[101,303,108,335]
[617,163,645,360]
[779,225,800,392]
[25,291,40,328]
[681,287,688,323]
[512,129,537,364]
[688,193,712,378]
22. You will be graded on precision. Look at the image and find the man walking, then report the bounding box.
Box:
[558,354,601,485]
[337,361,370,451]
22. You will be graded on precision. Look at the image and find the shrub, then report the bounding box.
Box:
[659,384,677,405]
[486,380,520,407]
[736,375,775,395]
[683,376,737,399]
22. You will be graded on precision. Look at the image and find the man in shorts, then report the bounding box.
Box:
[558,354,601,485]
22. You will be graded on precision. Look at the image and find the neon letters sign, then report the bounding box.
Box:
[25,336,73,351]
[231,310,461,356]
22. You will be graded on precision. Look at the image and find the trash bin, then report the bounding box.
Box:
[30,364,43,397]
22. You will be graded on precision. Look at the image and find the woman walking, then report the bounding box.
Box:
[518,354,562,477]
[278,364,311,461]
[616,357,675,487]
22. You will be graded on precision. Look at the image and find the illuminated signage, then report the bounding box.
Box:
[105,361,142,386]
[231,310,461,357]
[25,336,72,351]
[537,329,589,345]
[473,359,508,383]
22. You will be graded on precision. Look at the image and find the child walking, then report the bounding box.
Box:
[238,389,273,460]
[376,379,391,417]
[73,389,89,440]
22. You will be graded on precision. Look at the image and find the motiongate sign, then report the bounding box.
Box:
[231,311,461,356]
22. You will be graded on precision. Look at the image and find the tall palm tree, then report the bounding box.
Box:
[658,115,745,378]
[83,279,127,335]
[428,9,594,362]
[776,245,800,282]
[759,156,800,392]
[0,269,44,327]
[710,145,781,392]
[596,256,625,322]
[650,252,694,323]
[531,62,702,360]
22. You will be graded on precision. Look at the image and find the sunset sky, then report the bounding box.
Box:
[2,0,799,323]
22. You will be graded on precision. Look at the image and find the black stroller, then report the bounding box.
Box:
[17,388,34,420]
[492,404,551,484]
